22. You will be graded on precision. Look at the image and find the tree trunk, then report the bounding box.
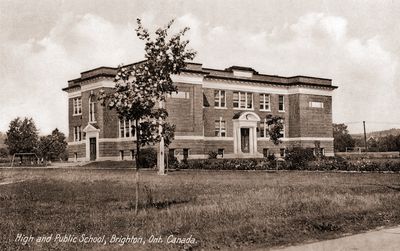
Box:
[135,120,140,215]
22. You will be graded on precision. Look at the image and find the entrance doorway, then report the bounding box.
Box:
[241,128,250,153]
[89,137,97,161]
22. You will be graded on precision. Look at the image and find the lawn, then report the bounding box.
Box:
[1,168,399,250]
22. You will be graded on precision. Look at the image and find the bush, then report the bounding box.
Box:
[285,147,315,170]
[308,156,349,171]
[166,153,400,173]
[208,151,218,159]
[185,158,268,170]
[138,148,157,168]
[267,154,276,162]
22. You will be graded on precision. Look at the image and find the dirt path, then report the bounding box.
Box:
[273,226,400,251]
[0,179,26,186]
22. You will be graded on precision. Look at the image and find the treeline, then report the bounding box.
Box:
[0,117,67,161]
[333,123,400,152]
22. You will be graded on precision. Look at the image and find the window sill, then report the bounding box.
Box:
[278,110,285,113]
[259,109,271,112]
[214,107,227,109]
[73,114,82,116]
[233,108,254,111]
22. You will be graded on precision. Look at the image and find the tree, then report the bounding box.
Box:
[266,114,284,145]
[99,18,196,214]
[333,123,355,152]
[5,117,39,155]
[0,148,8,158]
[37,128,68,161]
[265,114,284,170]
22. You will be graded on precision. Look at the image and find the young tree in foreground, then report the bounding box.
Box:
[99,18,196,214]
[5,117,39,156]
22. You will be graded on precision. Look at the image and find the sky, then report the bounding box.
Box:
[1,0,400,135]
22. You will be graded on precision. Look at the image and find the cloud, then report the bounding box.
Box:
[195,12,399,133]
[0,13,145,135]
[1,11,398,135]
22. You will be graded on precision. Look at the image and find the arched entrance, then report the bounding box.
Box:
[233,111,261,157]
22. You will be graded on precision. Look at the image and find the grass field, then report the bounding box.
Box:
[1,168,399,250]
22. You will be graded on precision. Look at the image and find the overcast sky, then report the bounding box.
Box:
[1,0,400,135]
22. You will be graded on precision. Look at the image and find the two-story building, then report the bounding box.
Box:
[62,61,337,161]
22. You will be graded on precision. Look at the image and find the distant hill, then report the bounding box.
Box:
[352,128,400,139]
[0,132,5,148]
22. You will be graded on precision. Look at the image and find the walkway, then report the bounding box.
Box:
[273,226,400,251]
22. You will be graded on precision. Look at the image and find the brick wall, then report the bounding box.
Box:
[165,83,204,136]
[67,144,85,159]
[202,89,290,138]
[298,94,333,137]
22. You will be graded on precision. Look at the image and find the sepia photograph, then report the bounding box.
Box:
[0,0,399,250]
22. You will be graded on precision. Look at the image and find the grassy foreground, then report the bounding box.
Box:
[1,169,399,250]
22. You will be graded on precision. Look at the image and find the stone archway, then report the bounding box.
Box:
[232,111,261,157]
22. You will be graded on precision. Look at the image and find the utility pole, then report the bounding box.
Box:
[157,100,165,175]
[363,121,368,152]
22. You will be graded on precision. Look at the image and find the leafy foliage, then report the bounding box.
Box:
[99,18,196,169]
[285,147,315,169]
[208,151,218,159]
[138,148,157,168]
[0,148,8,158]
[5,117,39,155]
[37,128,68,161]
[266,114,284,145]
[333,123,355,152]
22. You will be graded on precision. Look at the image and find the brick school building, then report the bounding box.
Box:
[63,62,337,161]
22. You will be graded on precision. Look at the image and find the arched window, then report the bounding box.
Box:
[89,94,96,122]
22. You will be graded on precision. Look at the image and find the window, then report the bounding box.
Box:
[168,149,175,158]
[259,119,268,138]
[183,149,189,160]
[278,95,285,111]
[233,92,239,108]
[203,93,210,107]
[309,101,324,108]
[120,150,124,160]
[73,97,82,115]
[89,95,96,122]
[130,150,135,160]
[218,149,224,158]
[263,148,269,158]
[233,91,253,109]
[73,126,82,141]
[125,120,130,138]
[260,94,270,110]
[170,91,190,99]
[280,122,285,138]
[74,152,78,162]
[214,90,226,108]
[313,148,325,156]
[280,148,285,157]
[119,119,134,138]
[214,118,226,137]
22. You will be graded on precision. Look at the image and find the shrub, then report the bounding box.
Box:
[186,158,268,170]
[285,147,315,170]
[308,156,349,171]
[267,154,276,161]
[138,148,157,168]
[208,151,218,159]
[166,153,179,169]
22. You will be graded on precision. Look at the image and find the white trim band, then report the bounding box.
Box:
[203,80,333,96]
